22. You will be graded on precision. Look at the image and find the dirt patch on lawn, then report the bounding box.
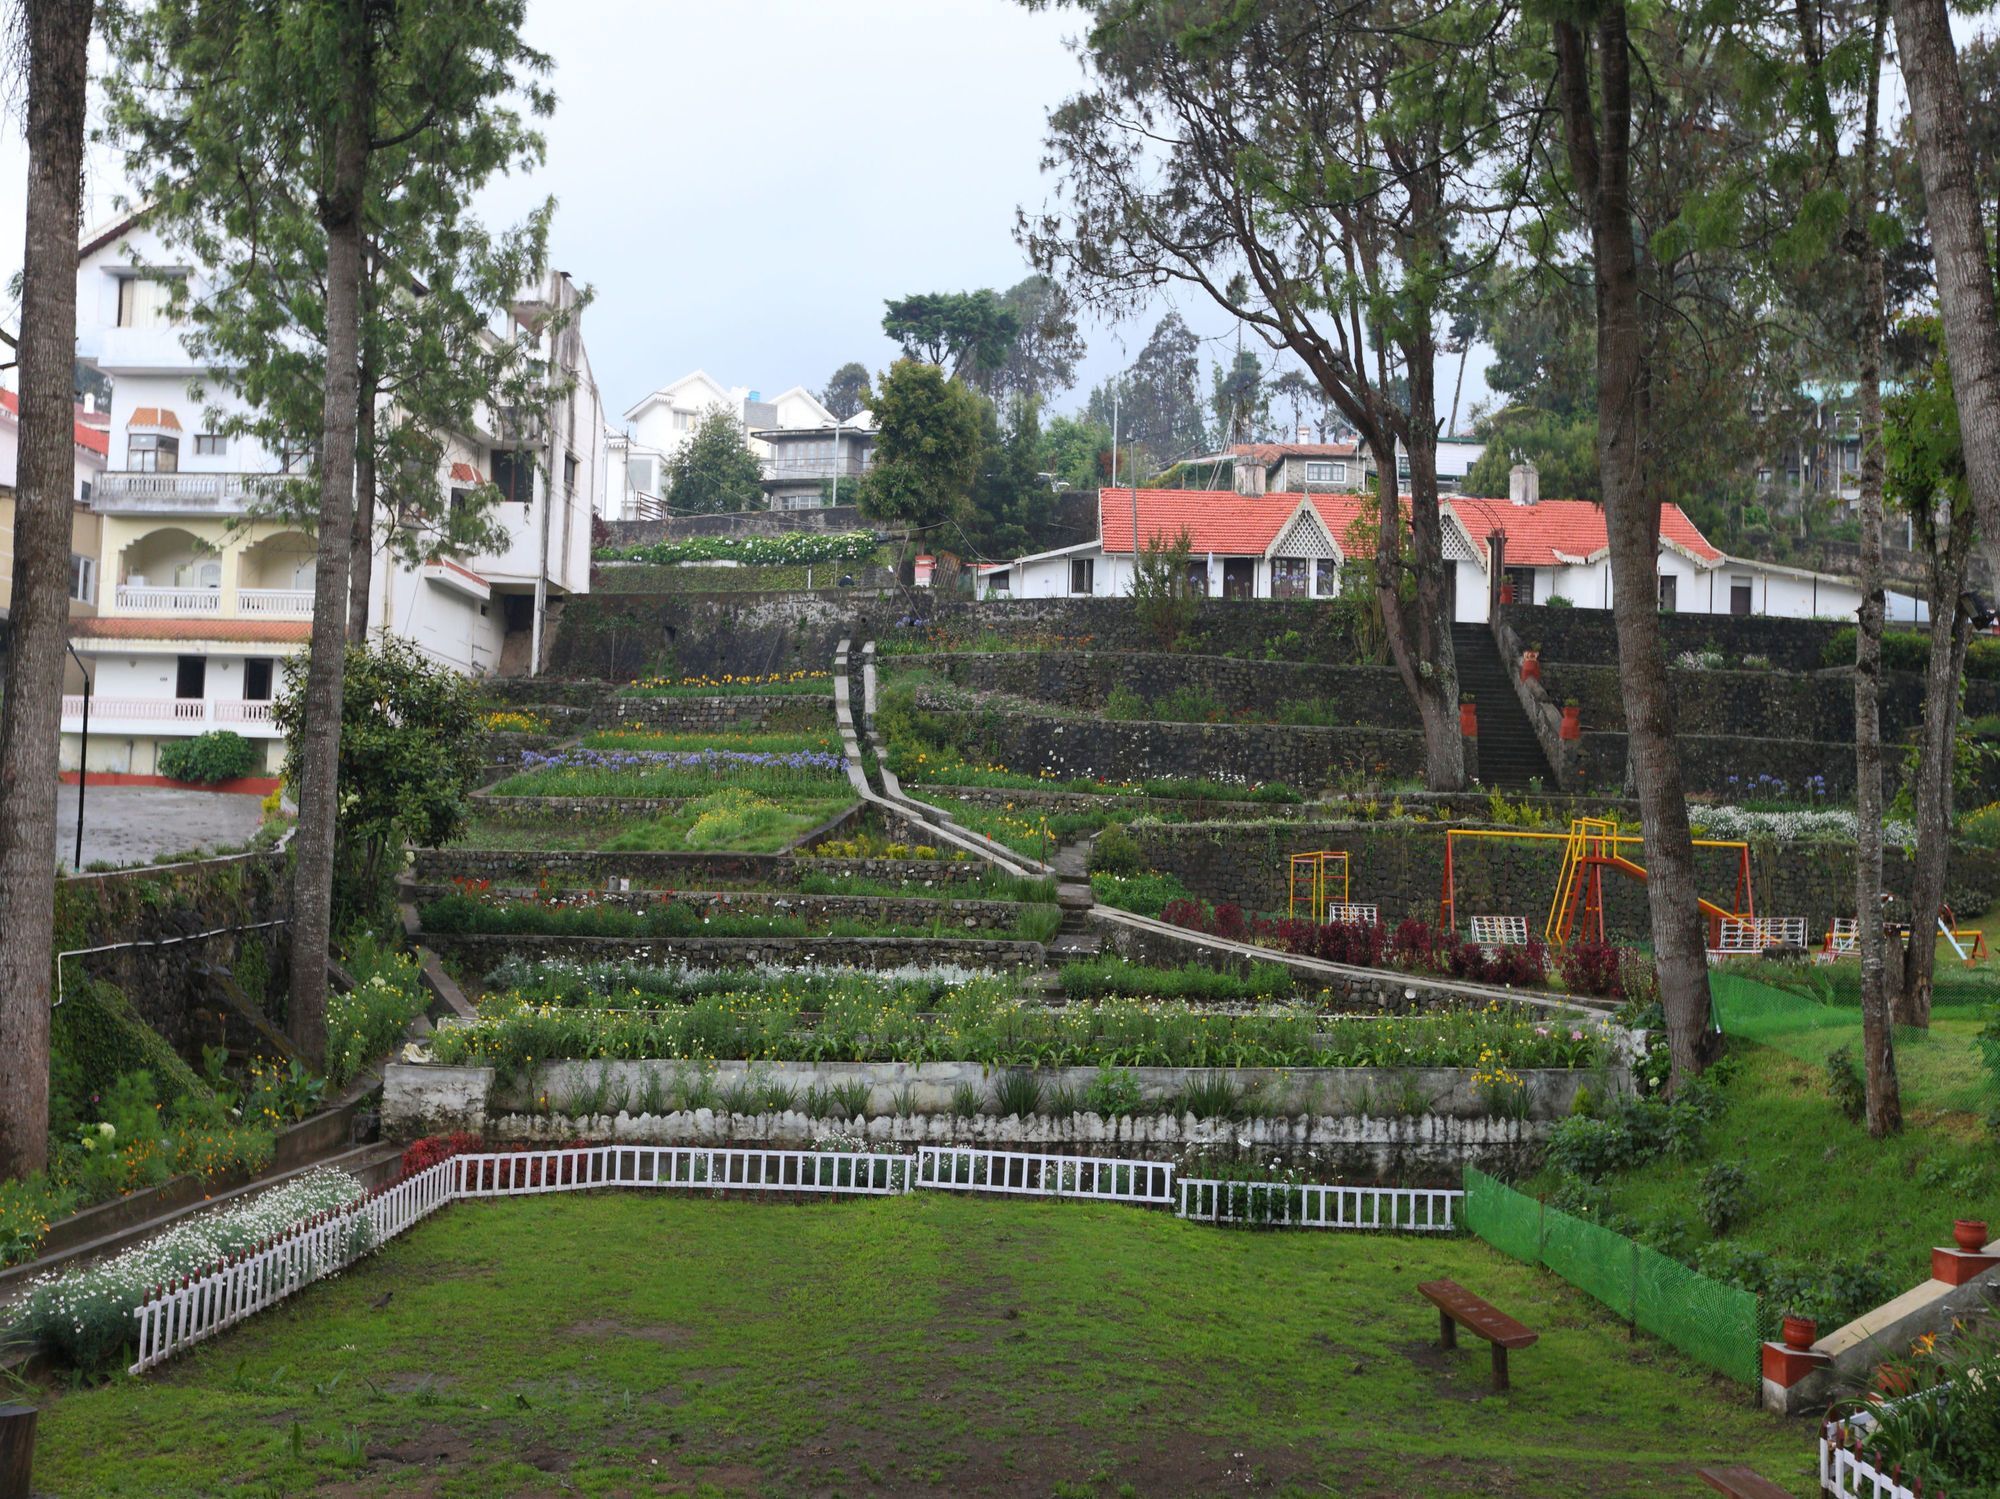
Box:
[563,1316,695,1346]
[1395,1337,1501,1403]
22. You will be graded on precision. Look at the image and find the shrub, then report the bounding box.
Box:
[1083,1065,1144,1117]
[1089,869,1190,917]
[157,730,258,785]
[1556,940,1626,998]
[1699,1162,1752,1235]
[1089,824,1143,876]
[1824,1046,1867,1123]
[1102,685,1148,720]
[401,1131,486,1174]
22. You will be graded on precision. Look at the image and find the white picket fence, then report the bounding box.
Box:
[1177,1179,1461,1232]
[916,1146,1175,1204]
[130,1144,1458,1375]
[1820,1408,1928,1499]
[130,1157,457,1374]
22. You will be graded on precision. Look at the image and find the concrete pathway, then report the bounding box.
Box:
[57,784,267,872]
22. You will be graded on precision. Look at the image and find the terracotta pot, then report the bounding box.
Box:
[1954,1218,1990,1252]
[1459,702,1478,738]
[1874,1363,1915,1398]
[1520,652,1542,682]
[1559,705,1582,741]
[1781,1315,1817,1352]
[1499,583,1516,605]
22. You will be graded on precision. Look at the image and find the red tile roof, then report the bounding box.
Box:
[449,461,484,484]
[0,390,111,457]
[1098,489,1401,556]
[71,618,312,643]
[126,406,184,431]
[1448,495,1721,565]
[1097,488,1723,566]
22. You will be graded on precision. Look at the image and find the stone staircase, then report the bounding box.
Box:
[1450,623,1556,790]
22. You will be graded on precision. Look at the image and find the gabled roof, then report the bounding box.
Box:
[0,390,111,458]
[1098,488,1385,557]
[621,369,741,424]
[1231,441,1361,465]
[1446,496,1722,567]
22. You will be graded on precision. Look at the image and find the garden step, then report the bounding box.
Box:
[1046,934,1102,957]
[1449,625,1557,790]
[1056,882,1094,909]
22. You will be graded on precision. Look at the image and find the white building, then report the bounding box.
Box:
[985,467,1913,621]
[63,213,603,778]
[606,371,858,520]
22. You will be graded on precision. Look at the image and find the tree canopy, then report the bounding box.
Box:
[881,291,1020,384]
[857,359,984,532]
[666,409,767,515]
[821,362,871,421]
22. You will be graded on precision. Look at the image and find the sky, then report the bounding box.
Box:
[0,0,1495,441]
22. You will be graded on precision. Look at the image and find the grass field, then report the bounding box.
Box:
[33,1192,1817,1498]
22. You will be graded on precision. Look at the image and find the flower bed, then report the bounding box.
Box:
[417,888,1058,944]
[10,1165,367,1369]
[489,743,849,799]
[618,670,832,698]
[595,530,878,567]
[426,979,1615,1076]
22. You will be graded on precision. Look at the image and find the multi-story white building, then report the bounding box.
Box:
[604,371,862,520]
[63,213,604,779]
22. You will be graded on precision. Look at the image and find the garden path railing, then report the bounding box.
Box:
[130,1144,1463,1375]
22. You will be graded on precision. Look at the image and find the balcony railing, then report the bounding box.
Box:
[116,584,220,613]
[62,696,278,729]
[238,588,314,616]
[93,471,294,514]
[761,456,867,482]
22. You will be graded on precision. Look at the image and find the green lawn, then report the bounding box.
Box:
[35,1192,1817,1497]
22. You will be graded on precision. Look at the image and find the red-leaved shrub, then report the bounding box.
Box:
[1161,898,1211,933]
[1211,902,1249,942]
[1556,939,1626,997]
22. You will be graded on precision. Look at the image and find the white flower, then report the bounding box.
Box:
[97,1122,116,1141]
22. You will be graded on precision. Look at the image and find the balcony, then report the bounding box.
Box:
[62,696,279,732]
[116,584,220,613]
[761,455,867,483]
[93,471,292,515]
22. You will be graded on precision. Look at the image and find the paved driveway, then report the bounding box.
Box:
[57,784,269,871]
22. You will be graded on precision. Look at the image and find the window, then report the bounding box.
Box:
[79,480,91,503]
[1305,461,1334,483]
[174,655,206,700]
[1730,576,1753,616]
[1504,565,1536,605]
[1184,560,1209,596]
[278,442,315,474]
[492,449,534,506]
[449,487,472,526]
[68,554,96,604]
[563,453,579,492]
[1396,455,1412,480]
[627,456,655,494]
[127,433,179,473]
[1316,558,1341,596]
[672,409,694,432]
[115,274,180,328]
[1272,557,1311,598]
[1069,557,1095,596]
[1658,573,1677,613]
[193,433,226,457]
[243,658,274,702]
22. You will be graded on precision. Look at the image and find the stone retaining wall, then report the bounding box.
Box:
[1124,818,2000,942]
[411,886,1036,932]
[1541,662,1996,743]
[586,692,833,733]
[420,931,1047,977]
[908,704,1422,791]
[1504,603,1845,672]
[892,650,1414,725]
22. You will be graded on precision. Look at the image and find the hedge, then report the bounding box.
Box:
[1821,626,2000,679]
[594,531,878,567]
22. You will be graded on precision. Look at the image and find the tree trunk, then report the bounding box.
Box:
[347,364,376,643]
[287,14,372,1068]
[1897,517,1973,1029]
[1852,0,1900,1137]
[0,0,96,1179]
[1370,432,1464,793]
[1892,0,2000,582]
[1554,7,1718,1090]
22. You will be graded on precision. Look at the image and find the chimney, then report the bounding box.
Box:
[83,392,96,414]
[1297,424,1312,444]
[1509,460,1540,505]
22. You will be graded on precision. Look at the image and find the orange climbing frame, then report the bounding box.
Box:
[1438,818,1756,947]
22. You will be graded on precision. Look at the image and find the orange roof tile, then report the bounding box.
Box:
[126,406,184,431]
[1447,496,1721,565]
[449,461,484,484]
[71,618,312,643]
[1099,488,1401,556]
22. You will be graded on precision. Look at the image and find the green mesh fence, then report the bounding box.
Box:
[1710,970,1998,1115]
[1462,1167,1762,1385]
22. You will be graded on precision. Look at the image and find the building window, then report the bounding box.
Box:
[127,433,179,473]
[1396,455,1412,480]
[79,480,92,503]
[1658,573,1677,613]
[1315,558,1340,596]
[278,442,316,474]
[68,554,96,604]
[563,453,579,491]
[672,409,694,432]
[1069,557,1095,596]
[243,658,274,702]
[1184,560,1209,596]
[1504,565,1536,605]
[115,274,180,328]
[1305,461,1333,483]
[1271,557,1311,599]
[174,655,206,701]
[193,433,226,457]
[492,449,534,506]
[1730,576,1753,616]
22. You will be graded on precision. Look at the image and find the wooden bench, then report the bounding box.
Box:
[1416,1278,1537,1392]
[1695,1465,1795,1499]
